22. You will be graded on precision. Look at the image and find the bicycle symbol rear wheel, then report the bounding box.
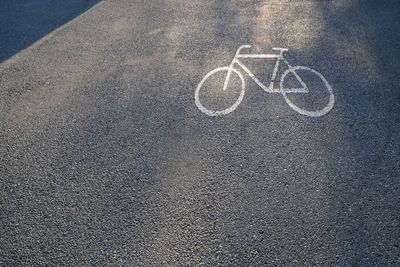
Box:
[280,66,334,117]
[195,67,245,116]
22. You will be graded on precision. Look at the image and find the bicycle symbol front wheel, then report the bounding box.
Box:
[280,66,335,117]
[195,66,245,116]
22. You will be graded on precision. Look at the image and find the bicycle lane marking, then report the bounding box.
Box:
[195,45,335,117]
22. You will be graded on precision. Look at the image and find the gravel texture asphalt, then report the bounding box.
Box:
[1,0,400,266]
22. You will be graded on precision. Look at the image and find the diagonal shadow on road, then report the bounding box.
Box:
[0,0,101,62]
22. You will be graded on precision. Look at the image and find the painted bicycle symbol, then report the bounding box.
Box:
[195,45,334,117]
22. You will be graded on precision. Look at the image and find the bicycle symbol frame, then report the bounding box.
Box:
[195,45,335,117]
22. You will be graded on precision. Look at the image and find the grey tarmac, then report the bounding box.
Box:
[1,0,399,266]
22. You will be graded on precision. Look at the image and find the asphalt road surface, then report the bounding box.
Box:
[1,0,400,266]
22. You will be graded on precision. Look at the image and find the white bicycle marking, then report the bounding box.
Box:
[195,45,335,117]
